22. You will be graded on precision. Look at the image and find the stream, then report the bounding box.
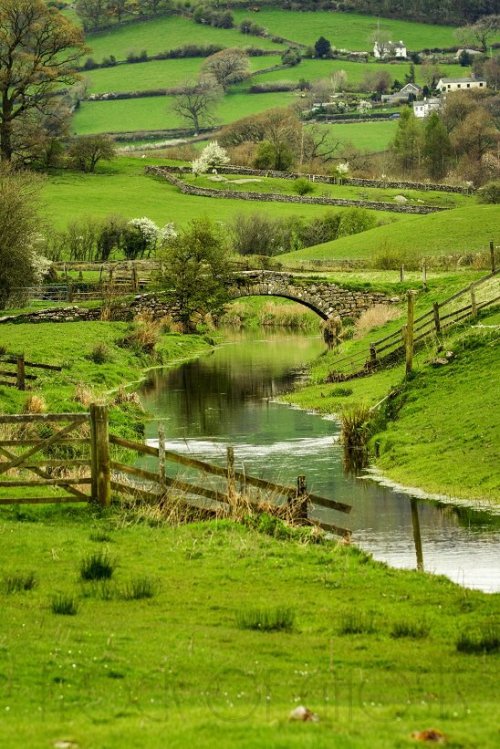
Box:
[140,331,500,594]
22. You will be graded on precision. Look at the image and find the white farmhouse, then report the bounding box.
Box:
[413,97,441,118]
[373,40,407,59]
[436,77,487,93]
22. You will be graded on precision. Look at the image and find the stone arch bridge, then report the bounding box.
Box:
[228,271,395,322]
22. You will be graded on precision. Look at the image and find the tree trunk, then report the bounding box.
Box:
[0,105,13,161]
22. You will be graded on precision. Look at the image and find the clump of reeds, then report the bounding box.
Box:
[339,611,377,635]
[355,304,400,337]
[51,594,79,616]
[80,551,115,581]
[237,606,296,632]
[258,302,317,330]
[340,403,372,474]
[3,571,37,593]
[89,342,111,364]
[22,394,46,414]
[74,383,95,407]
[391,620,430,640]
[456,627,499,654]
[121,312,162,354]
[119,576,157,600]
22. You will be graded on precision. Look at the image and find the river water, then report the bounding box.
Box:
[140,331,500,593]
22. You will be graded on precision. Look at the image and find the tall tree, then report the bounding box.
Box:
[0,0,86,162]
[391,107,423,174]
[314,36,332,59]
[423,112,452,180]
[171,79,222,133]
[201,48,249,90]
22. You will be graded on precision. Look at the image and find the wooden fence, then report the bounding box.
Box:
[0,405,351,537]
[0,354,62,390]
[327,269,499,382]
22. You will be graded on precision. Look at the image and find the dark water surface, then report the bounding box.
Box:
[140,331,500,593]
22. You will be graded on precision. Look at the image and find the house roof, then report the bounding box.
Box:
[438,77,486,84]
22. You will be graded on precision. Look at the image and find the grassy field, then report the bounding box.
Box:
[72,91,297,134]
[306,120,398,152]
[232,9,469,50]
[279,205,499,263]
[42,157,380,230]
[0,507,499,749]
[85,55,280,95]
[85,15,282,61]
[250,58,466,88]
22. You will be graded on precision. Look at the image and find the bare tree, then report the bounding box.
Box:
[456,15,500,52]
[201,48,250,90]
[0,0,86,162]
[171,79,222,133]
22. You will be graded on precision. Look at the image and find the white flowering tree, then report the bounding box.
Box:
[334,161,350,183]
[124,217,177,259]
[192,141,230,175]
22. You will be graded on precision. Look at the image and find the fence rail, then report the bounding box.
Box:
[0,406,351,537]
[0,354,62,390]
[327,268,499,382]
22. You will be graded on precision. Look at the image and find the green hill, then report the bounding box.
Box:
[279,205,499,263]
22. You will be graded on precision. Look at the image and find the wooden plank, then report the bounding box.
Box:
[0,438,89,447]
[111,481,163,503]
[0,478,91,487]
[0,413,87,424]
[109,434,159,456]
[0,370,37,380]
[0,496,89,506]
[111,462,230,503]
[0,420,85,475]
[314,520,352,539]
[0,445,90,501]
[24,361,62,372]
[0,381,16,388]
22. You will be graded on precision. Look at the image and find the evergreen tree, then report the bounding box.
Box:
[391,108,423,175]
[423,113,452,180]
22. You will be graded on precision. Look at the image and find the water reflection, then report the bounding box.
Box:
[140,331,500,593]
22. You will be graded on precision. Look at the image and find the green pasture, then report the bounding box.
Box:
[85,55,280,94]
[42,157,393,230]
[182,172,472,209]
[279,205,499,262]
[251,58,466,88]
[306,120,398,152]
[72,91,297,134]
[85,15,282,62]
[232,9,469,51]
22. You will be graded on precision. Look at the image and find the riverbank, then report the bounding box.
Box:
[283,305,500,504]
[0,507,499,749]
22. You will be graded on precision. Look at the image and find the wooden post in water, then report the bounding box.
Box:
[16,355,25,391]
[227,446,236,504]
[405,291,415,376]
[295,475,308,521]
[470,284,477,318]
[90,404,111,506]
[158,424,166,488]
[433,302,441,338]
[410,498,424,572]
[490,241,496,274]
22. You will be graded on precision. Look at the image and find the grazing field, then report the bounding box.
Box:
[0,508,499,749]
[85,55,280,94]
[72,91,297,134]
[279,205,499,263]
[232,9,466,50]
[42,158,395,230]
[85,15,282,62]
[250,58,466,89]
[307,120,398,152]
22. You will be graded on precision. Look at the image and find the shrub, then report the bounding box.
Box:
[477,181,500,204]
[51,594,78,615]
[237,606,295,632]
[293,177,314,195]
[80,551,115,581]
[340,404,372,473]
[88,343,111,364]
[3,572,37,593]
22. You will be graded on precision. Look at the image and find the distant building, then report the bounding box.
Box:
[455,48,483,60]
[437,77,487,93]
[413,97,441,118]
[381,82,421,105]
[373,40,407,59]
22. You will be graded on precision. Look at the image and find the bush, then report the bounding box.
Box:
[293,177,314,195]
[80,551,115,581]
[89,343,111,364]
[477,181,500,204]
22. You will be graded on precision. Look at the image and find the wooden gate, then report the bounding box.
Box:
[0,412,92,505]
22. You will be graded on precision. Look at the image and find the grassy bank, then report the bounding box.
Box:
[0,509,498,748]
[283,278,500,503]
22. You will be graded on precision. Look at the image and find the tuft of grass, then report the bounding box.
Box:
[340,403,372,473]
[391,620,430,640]
[355,304,401,337]
[120,576,157,600]
[22,394,46,414]
[51,594,79,616]
[88,342,112,364]
[3,571,37,593]
[330,386,353,397]
[237,606,296,632]
[340,611,377,635]
[80,550,115,581]
[89,531,113,543]
[456,627,499,655]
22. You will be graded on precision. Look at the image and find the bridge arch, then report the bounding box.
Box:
[229,283,330,320]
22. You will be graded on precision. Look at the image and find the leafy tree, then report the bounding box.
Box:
[451,109,498,162]
[69,135,116,172]
[159,218,230,332]
[362,70,392,95]
[314,36,332,59]
[75,0,109,31]
[201,48,249,89]
[0,0,86,162]
[281,47,302,66]
[171,79,222,132]
[483,56,500,90]
[0,169,43,309]
[391,107,423,174]
[423,112,452,180]
[456,15,500,52]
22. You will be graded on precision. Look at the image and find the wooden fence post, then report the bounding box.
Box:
[490,240,496,274]
[433,302,441,337]
[295,475,308,520]
[132,264,139,292]
[400,265,405,283]
[470,284,477,318]
[369,344,377,368]
[158,424,166,488]
[422,262,427,290]
[405,290,415,376]
[16,355,25,391]
[227,446,236,502]
[90,404,111,506]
